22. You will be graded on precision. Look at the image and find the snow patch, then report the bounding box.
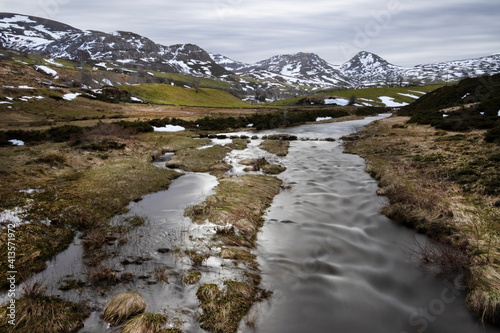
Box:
[63,93,81,101]
[325,98,349,106]
[378,96,408,107]
[398,93,420,99]
[316,117,332,121]
[153,125,185,132]
[36,65,58,78]
[9,139,25,146]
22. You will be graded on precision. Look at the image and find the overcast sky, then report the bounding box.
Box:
[2,0,499,66]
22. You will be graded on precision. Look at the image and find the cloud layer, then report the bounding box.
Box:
[2,0,499,66]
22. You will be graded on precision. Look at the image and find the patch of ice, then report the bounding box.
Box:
[63,93,81,101]
[247,124,254,127]
[153,125,185,132]
[378,96,409,107]
[316,117,332,122]
[130,97,143,103]
[0,101,12,104]
[9,139,25,146]
[18,85,35,89]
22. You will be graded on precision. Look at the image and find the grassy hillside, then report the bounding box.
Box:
[121,83,252,108]
[399,74,500,139]
[271,85,443,107]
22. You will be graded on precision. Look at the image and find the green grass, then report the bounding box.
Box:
[120,83,252,108]
[271,85,443,107]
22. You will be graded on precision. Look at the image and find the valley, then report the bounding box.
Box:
[0,10,499,333]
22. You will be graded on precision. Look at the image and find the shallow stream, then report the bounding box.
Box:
[3,115,496,332]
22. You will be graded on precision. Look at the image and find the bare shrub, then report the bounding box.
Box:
[406,235,470,276]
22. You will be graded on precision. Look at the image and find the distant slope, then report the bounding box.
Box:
[401,74,500,133]
[271,84,442,107]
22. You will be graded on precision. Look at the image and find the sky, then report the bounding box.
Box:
[1,0,499,67]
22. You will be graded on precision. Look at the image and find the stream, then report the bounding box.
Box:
[3,114,496,332]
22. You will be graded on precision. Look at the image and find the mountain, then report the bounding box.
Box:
[340,51,500,88]
[217,52,352,89]
[1,12,500,97]
[340,51,404,87]
[0,13,229,78]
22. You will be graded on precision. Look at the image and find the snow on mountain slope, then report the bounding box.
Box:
[0,12,229,78]
[0,13,80,51]
[229,52,352,89]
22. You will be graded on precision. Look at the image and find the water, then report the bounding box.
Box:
[235,116,496,333]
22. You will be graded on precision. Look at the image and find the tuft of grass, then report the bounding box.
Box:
[259,139,290,157]
[166,145,231,175]
[196,280,257,333]
[182,270,202,285]
[103,292,147,326]
[0,282,90,333]
[120,313,167,333]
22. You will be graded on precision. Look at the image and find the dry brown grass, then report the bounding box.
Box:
[0,282,90,333]
[120,313,167,333]
[103,292,147,326]
[197,281,257,333]
[259,139,290,156]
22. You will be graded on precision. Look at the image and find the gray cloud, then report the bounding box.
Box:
[1,0,499,66]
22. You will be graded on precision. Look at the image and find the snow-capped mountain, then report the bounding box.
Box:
[219,52,352,89]
[0,12,229,77]
[340,51,500,88]
[340,51,405,87]
[1,12,500,94]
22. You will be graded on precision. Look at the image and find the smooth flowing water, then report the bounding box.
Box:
[236,116,496,333]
